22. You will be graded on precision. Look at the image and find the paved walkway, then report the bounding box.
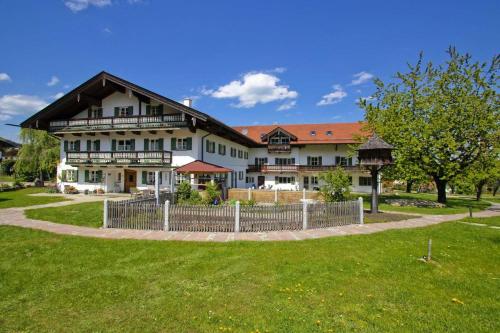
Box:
[0,200,499,242]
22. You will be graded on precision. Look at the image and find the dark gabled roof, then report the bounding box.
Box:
[357,134,394,150]
[260,126,298,142]
[20,71,258,147]
[0,137,20,148]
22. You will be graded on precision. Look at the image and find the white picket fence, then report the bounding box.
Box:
[104,198,364,232]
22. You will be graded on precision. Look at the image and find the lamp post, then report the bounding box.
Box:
[357,134,394,213]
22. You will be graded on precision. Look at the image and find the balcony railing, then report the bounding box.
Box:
[66,150,172,166]
[267,144,291,153]
[50,114,187,132]
[247,164,360,173]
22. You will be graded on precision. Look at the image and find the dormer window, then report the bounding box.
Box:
[310,130,316,136]
[145,104,164,116]
[88,106,103,118]
[326,130,333,136]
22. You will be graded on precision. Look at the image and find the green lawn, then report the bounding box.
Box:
[26,201,103,228]
[360,192,491,215]
[0,187,69,209]
[461,216,500,227]
[481,194,500,204]
[1,217,499,332]
[0,174,14,182]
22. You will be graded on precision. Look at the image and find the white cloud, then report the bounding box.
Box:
[208,72,298,108]
[350,71,374,85]
[63,84,70,89]
[103,27,112,34]
[52,92,65,100]
[0,94,48,121]
[270,67,286,74]
[47,76,60,87]
[64,0,112,12]
[277,100,296,111]
[317,84,347,106]
[0,73,11,82]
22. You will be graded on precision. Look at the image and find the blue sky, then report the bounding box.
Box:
[0,0,498,142]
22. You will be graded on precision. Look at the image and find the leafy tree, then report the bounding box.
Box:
[176,181,193,201]
[14,129,59,183]
[454,152,499,200]
[319,167,351,202]
[361,47,499,203]
[203,181,221,204]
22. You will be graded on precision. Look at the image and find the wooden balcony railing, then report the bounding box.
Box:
[267,144,291,153]
[66,150,172,166]
[247,164,360,173]
[50,114,186,132]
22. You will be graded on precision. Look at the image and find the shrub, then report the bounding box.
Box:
[63,185,79,194]
[177,181,192,201]
[0,183,11,192]
[203,182,221,205]
[319,168,351,202]
[0,160,15,176]
[12,179,24,189]
[46,186,59,194]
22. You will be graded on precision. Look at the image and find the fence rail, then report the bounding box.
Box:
[104,197,363,232]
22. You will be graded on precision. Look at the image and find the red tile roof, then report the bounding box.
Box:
[232,122,367,145]
[175,160,232,174]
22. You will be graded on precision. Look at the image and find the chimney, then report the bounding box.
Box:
[183,98,192,107]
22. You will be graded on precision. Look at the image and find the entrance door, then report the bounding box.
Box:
[257,176,265,188]
[124,169,137,193]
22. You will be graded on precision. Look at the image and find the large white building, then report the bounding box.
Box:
[21,72,375,193]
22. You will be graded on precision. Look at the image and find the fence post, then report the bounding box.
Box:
[164,200,170,231]
[358,197,364,225]
[303,188,306,201]
[235,201,240,232]
[302,201,308,230]
[103,199,108,228]
[274,188,278,203]
[247,188,251,200]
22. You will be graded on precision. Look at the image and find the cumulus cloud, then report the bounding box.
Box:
[0,94,48,121]
[47,76,60,87]
[64,0,112,12]
[277,100,296,111]
[103,27,112,34]
[0,73,11,82]
[350,71,374,85]
[52,92,65,100]
[208,72,298,108]
[317,85,347,106]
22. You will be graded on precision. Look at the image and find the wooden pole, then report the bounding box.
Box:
[370,167,378,213]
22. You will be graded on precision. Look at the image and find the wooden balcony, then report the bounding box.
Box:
[267,144,291,153]
[247,164,360,173]
[66,150,172,166]
[50,114,187,133]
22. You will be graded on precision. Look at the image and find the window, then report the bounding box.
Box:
[326,130,333,136]
[176,173,187,184]
[172,138,192,151]
[88,106,103,118]
[311,176,318,185]
[238,150,243,158]
[64,140,80,152]
[143,171,163,185]
[206,140,216,153]
[114,106,133,117]
[269,136,290,145]
[117,140,132,151]
[307,156,322,166]
[214,173,227,183]
[62,169,78,182]
[238,171,244,180]
[145,104,163,115]
[218,144,226,155]
[246,176,255,183]
[230,147,237,157]
[145,139,163,151]
[275,176,295,184]
[310,130,316,136]
[255,157,268,166]
[359,176,372,186]
[85,170,102,183]
[335,156,353,166]
[86,140,101,151]
[303,176,309,189]
[275,158,295,165]
[244,151,248,159]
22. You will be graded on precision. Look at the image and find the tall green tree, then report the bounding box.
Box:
[14,128,60,182]
[319,167,351,202]
[361,47,499,203]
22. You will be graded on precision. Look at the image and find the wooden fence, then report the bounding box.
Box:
[105,197,363,232]
[228,188,322,204]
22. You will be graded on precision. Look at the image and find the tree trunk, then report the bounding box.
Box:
[493,181,499,196]
[406,180,413,193]
[433,176,447,204]
[475,181,486,201]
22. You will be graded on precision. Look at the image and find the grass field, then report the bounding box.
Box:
[361,192,491,215]
[26,201,103,228]
[0,216,498,332]
[0,174,14,182]
[0,187,69,209]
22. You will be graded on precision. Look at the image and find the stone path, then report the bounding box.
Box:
[0,201,499,242]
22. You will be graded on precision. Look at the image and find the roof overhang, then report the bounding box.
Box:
[261,126,298,142]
